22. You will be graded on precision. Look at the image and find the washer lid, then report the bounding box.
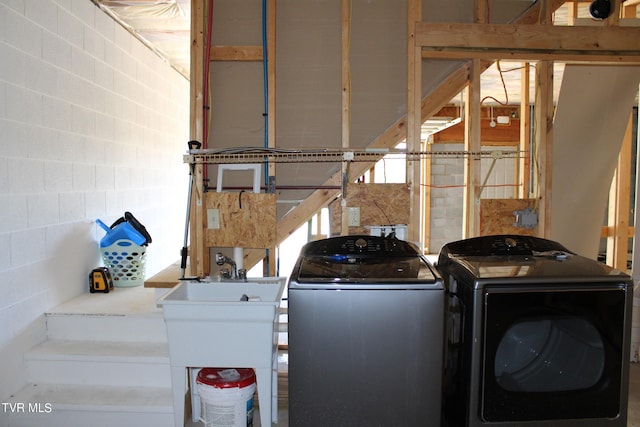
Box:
[299,235,422,258]
[291,235,439,284]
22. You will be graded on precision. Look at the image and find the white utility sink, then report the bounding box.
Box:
[158,278,286,427]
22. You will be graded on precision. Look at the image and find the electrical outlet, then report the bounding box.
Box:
[347,207,360,227]
[207,208,221,229]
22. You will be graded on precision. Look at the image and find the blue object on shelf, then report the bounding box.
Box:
[96,218,147,248]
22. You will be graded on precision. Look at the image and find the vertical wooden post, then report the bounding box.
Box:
[422,140,432,252]
[463,60,482,238]
[566,0,577,25]
[407,0,422,244]
[519,63,531,198]
[461,0,485,239]
[190,0,206,277]
[607,0,621,25]
[534,0,554,238]
[266,0,277,276]
[534,61,553,238]
[340,0,351,236]
[623,2,637,18]
[605,0,637,271]
[267,0,277,160]
[606,113,633,270]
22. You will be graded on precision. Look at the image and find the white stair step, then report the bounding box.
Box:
[45,286,168,343]
[45,313,168,343]
[2,383,174,427]
[25,340,171,388]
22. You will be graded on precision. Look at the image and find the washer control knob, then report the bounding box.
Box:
[355,238,368,250]
[505,237,518,248]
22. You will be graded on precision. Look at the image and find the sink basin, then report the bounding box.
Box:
[157,277,286,427]
[158,278,286,360]
[162,277,285,304]
[159,278,285,323]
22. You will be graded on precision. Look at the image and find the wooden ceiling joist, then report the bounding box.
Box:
[418,22,640,62]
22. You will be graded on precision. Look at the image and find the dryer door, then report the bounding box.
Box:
[480,286,627,423]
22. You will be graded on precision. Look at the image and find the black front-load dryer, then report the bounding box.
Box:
[437,235,633,427]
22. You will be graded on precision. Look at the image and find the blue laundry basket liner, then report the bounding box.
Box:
[96,219,147,247]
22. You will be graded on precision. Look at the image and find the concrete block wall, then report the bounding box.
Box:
[428,144,516,254]
[428,144,465,255]
[0,0,189,400]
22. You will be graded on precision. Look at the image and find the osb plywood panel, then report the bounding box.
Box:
[204,192,276,248]
[330,183,410,235]
[480,199,538,236]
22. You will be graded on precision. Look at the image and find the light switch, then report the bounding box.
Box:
[207,208,221,229]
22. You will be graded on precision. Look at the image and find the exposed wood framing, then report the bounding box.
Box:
[415,2,640,242]
[566,0,577,25]
[266,0,277,276]
[606,113,633,270]
[603,0,636,270]
[534,60,553,238]
[422,142,432,252]
[608,0,621,25]
[416,23,640,62]
[463,59,482,238]
[267,0,277,173]
[624,1,638,16]
[474,0,486,23]
[210,45,263,61]
[340,0,351,236]
[434,119,521,144]
[519,63,531,198]
[242,0,575,267]
[187,0,640,275]
[432,105,520,144]
[407,0,421,244]
[190,0,206,276]
[536,0,554,238]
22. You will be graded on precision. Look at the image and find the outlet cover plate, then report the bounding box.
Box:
[347,207,360,227]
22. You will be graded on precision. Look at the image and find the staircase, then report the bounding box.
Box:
[2,287,175,427]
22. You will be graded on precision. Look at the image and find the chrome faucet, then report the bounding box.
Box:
[215,252,246,281]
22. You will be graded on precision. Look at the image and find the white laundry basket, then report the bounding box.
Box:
[197,368,256,427]
[100,239,147,287]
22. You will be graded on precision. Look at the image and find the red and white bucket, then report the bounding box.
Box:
[196,368,256,427]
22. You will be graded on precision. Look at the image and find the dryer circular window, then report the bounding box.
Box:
[494,316,606,393]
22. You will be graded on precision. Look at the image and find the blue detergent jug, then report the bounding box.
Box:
[96,219,147,248]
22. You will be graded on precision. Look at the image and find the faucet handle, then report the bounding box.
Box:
[215,252,235,266]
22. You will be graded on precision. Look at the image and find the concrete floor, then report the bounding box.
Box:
[629,362,640,427]
[196,349,640,427]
